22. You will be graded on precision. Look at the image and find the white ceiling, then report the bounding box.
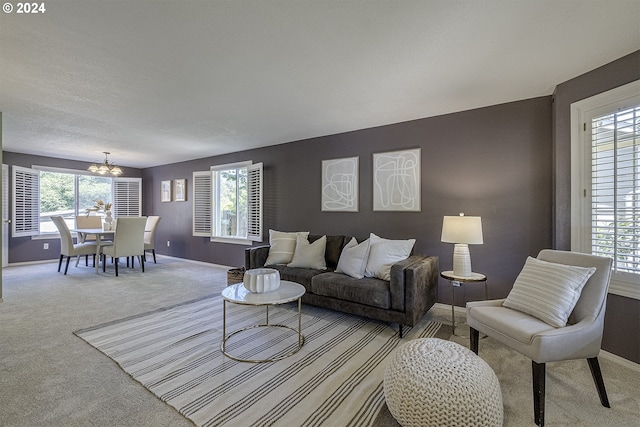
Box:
[1,0,638,169]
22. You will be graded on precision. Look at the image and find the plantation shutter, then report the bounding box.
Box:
[247,162,263,242]
[590,105,640,273]
[193,171,212,237]
[12,166,40,237]
[112,178,142,218]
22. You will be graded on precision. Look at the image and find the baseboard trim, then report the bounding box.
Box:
[600,350,640,372]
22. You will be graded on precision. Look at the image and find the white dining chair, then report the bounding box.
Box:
[143,216,161,263]
[101,217,147,276]
[51,216,98,275]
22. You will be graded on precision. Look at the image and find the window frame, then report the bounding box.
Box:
[192,161,263,245]
[571,80,640,300]
[11,165,142,238]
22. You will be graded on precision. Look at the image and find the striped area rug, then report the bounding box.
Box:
[75,294,444,427]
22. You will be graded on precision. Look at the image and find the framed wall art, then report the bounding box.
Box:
[321,156,359,212]
[161,180,172,202]
[174,179,186,202]
[373,148,421,211]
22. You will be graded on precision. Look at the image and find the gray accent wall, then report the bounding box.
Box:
[143,96,553,307]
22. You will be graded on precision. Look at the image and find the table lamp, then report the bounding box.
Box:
[441,213,483,277]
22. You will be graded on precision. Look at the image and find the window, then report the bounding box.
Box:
[12,165,141,237]
[572,80,640,299]
[192,161,262,244]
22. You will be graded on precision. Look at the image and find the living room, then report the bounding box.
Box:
[1,2,639,425]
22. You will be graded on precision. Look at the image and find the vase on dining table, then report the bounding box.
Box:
[104,210,113,230]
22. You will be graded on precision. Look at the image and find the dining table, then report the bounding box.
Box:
[70,228,115,273]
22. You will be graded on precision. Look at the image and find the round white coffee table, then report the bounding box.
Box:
[221,280,306,363]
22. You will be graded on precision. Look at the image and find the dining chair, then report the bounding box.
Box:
[51,216,98,275]
[466,249,613,426]
[143,216,161,263]
[101,217,147,276]
[75,215,102,241]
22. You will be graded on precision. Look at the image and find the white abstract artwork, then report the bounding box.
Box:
[373,148,421,211]
[322,157,359,212]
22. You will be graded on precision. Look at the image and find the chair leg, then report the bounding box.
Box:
[58,255,64,272]
[140,255,145,272]
[85,254,89,266]
[532,361,546,427]
[103,254,107,273]
[64,256,71,275]
[152,249,156,263]
[587,357,611,408]
[115,258,119,276]
[470,327,480,354]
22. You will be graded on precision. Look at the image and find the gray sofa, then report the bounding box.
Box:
[245,234,439,337]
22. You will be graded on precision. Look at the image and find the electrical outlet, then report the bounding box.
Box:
[43,243,49,250]
[167,240,170,247]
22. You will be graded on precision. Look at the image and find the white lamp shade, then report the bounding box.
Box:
[441,215,483,244]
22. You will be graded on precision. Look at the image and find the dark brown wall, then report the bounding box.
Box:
[142,96,553,306]
[553,50,640,363]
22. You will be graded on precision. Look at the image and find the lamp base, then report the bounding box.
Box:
[452,243,472,277]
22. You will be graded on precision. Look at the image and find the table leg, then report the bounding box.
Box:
[222,300,227,354]
[95,235,100,273]
[451,281,456,336]
[298,297,302,347]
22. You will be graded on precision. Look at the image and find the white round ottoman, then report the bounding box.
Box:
[384,338,503,427]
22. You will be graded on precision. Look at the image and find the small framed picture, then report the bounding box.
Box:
[161,180,172,202]
[174,179,186,202]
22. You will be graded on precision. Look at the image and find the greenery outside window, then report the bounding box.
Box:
[12,165,141,237]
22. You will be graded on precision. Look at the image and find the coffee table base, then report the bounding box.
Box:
[221,298,305,363]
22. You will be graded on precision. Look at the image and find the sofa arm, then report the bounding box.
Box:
[245,245,270,270]
[390,255,439,322]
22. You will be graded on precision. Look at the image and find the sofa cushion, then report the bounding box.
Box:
[265,230,309,265]
[309,234,350,269]
[365,233,416,281]
[269,265,327,292]
[288,234,327,270]
[335,237,370,279]
[311,272,391,310]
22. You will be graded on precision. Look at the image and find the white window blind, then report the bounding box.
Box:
[12,166,40,237]
[112,178,141,218]
[193,171,212,237]
[247,162,263,241]
[591,105,640,273]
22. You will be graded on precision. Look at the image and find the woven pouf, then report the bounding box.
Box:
[384,338,503,427]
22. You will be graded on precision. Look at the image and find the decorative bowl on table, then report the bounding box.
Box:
[243,268,281,293]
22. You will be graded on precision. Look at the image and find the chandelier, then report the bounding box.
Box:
[88,152,123,176]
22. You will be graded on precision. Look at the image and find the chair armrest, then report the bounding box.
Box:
[466,299,506,309]
[390,255,439,323]
[245,245,270,269]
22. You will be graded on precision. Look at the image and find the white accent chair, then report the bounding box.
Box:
[466,249,612,427]
[143,215,161,263]
[101,217,147,277]
[51,216,98,275]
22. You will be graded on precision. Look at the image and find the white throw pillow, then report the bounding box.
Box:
[336,237,371,279]
[288,235,327,270]
[264,230,310,265]
[503,256,596,328]
[364,233,415,281]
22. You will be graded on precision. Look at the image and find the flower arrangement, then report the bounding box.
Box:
[85,200,112,214]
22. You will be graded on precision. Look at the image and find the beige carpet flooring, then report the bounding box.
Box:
[1,257,639,426]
